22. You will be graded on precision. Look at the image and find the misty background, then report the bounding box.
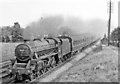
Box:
[1,0,118,39]
[23,15,107,39]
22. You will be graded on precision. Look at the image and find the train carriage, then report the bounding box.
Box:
[58,36,72,61]
[70,35,85,55]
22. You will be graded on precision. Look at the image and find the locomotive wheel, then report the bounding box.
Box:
[49,64,53,69]
[65,55,67,59]
[60,58,64,62]
[29,73,35,81]
[58,58,62,64]
[40,69,43,75]
[44,67,48,72]
[51,56,56,67]
[11,74,16,80]
[68,53,71,58]
[35,72,38,77]
[42,67,46,73]
[9,72,15,78]
[16,75,23,81]
[65,55,68,59]
[41,68,44,73]
[63,56,66,61]
[38,69,43,76]
[37,71,41,76]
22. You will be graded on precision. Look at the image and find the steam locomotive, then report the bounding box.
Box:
[7,35,95,81]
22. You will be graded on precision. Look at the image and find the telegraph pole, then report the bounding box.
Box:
[108,0,112,46]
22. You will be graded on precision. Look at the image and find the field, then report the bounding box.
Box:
[0,42,21,62]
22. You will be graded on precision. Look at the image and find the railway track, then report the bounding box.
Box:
[0,39,99,83]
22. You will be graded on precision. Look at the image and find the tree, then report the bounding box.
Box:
[111,27,120,42]
[11,22,23,42]
[1,22,24,42]
[110,27,120,47]
[1,26,11,42]
[0,28,2,42]
[118,27,120,42]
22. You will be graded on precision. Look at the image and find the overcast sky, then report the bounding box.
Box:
[0,0,119,29]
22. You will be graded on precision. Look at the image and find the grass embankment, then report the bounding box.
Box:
[0,43,21,62]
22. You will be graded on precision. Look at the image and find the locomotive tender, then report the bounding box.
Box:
[8,35,95,81]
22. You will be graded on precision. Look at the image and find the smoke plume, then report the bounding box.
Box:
[23,15,107,39]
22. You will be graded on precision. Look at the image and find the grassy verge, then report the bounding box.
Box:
[0,43,21,62]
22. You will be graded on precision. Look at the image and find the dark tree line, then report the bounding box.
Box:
[101,27,120,47]
[111,27,120,42]
[110,27,120,47]
[0,22,24,42]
